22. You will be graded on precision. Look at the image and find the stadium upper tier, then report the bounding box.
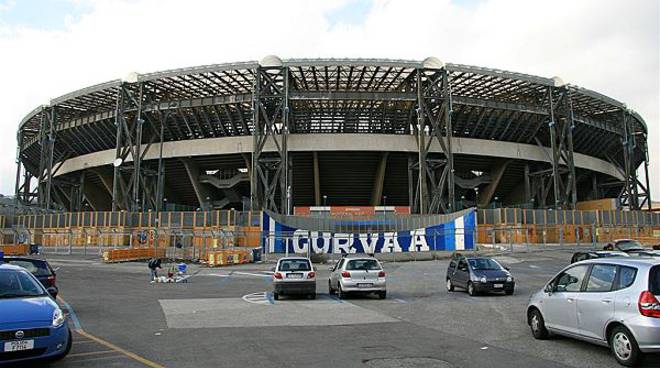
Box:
[15,57,650,212]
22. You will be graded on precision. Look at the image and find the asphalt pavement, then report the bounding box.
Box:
[12,250,660,368]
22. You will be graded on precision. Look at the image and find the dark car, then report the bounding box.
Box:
[446,254,514,296]
[570,250,628,263]
[2,257,58,297]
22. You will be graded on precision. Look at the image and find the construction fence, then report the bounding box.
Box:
[0,208,659,261]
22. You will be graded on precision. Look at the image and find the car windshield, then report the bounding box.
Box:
[651,266,660,296]
[7,260,52,277]
[468,258,502,271]
[617,240,644,251]
[0,270,46,298]
[279,259,311,272]
[346,259,381,271]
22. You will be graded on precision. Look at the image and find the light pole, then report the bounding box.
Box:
[323,195,327,207]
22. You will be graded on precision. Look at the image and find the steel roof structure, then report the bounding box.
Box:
[14,57,651,214]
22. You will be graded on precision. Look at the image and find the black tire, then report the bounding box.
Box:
[378,291,387,299]
[446,278,454,292]
[338,284,346,299]
[505,289,514,296]
[328,280,335,295]
[273,292,279,301]
[467,282,477,296]
[50,329,72,361]
[609,325,643,367]
[529,309,549,340]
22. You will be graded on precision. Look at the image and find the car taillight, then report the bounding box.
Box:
[47,275,56,286]
[638,291,660,318]
[378,271,385,278]
[341,271,351,278]
[307,272,316,279]
[273,272,283,279]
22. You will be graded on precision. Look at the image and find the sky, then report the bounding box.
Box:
[0,0,658,199]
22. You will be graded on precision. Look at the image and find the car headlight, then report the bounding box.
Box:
[507,276,513,282]
[479,277,487,283]
[52,308,65,327]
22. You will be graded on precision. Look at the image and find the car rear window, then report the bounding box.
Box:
[7,260,52,277]
[346,259,381,271]
[279,259,311,272]
[650,266,660,295]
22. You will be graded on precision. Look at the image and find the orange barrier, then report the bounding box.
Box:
[207,249,252,267]
[0,244,29,256]
[102,248,166,263]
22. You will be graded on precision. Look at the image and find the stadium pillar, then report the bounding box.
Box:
[180,158,212,210]
[617,110,651,210]
[111,81,164,212]
[546,84,578,209]
[37,106,56,210]
[251,56,289,214]
[415,59,455,214]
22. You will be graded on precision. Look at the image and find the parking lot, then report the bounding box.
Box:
[16,250,660,368]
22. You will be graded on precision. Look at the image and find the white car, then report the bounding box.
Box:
[272,257,316,300]
[527,258,660,366]
[328,255,386,299]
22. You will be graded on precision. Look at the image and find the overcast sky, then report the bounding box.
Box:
[0,0,658,199]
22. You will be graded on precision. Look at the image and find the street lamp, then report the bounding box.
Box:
[323,195,328,207]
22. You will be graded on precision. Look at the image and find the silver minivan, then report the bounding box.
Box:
[527,258,660,366]
[328,255,386,299]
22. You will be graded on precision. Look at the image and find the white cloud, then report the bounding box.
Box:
[0,0,657,200]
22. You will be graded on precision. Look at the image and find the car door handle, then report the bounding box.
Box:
[601,298,613,304]
[567,297,575,303]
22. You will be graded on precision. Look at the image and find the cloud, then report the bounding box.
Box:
[0,0,657,200]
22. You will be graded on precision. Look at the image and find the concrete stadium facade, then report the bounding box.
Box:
[14,56,651,214]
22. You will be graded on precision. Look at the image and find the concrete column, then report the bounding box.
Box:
[371,152,389,206]
[180,158,213,210]
[478,160,510,207]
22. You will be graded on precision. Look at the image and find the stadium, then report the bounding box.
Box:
[13,56,651,215]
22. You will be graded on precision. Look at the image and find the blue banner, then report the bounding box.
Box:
[262,210,476,254]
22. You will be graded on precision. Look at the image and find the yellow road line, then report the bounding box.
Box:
[57,295,166,368]
[75,329,166,368]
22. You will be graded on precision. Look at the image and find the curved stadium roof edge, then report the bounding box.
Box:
[17,58,647,132]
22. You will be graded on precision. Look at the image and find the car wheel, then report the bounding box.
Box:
[446,278,454,292]
[338,284,346,299]
[610,325,642,366]
[51,329,73,361]
[505,288,514,295]
[328,280,335,295]
[529,309,549,340]
[273,292,279,301]
[378,291,387,299]
[467,282,476,296]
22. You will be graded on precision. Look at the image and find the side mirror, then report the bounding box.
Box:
[47,287,58,299]
[270,267,276,273]
[328,266,334,272]
[503,265,510,271]
[544,284,553,294]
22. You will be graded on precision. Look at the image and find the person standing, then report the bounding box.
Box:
[148,258,162,281]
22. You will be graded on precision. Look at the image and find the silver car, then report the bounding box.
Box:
[527,258,660,366]
[272,257,316,300]
[328,255,386,299]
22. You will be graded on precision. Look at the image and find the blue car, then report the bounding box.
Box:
[0,263,72,365]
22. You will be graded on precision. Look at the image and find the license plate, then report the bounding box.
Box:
[287,273,302,279]
[494,284,503,288]
[358,283,373,288]
[4,340,34,352]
